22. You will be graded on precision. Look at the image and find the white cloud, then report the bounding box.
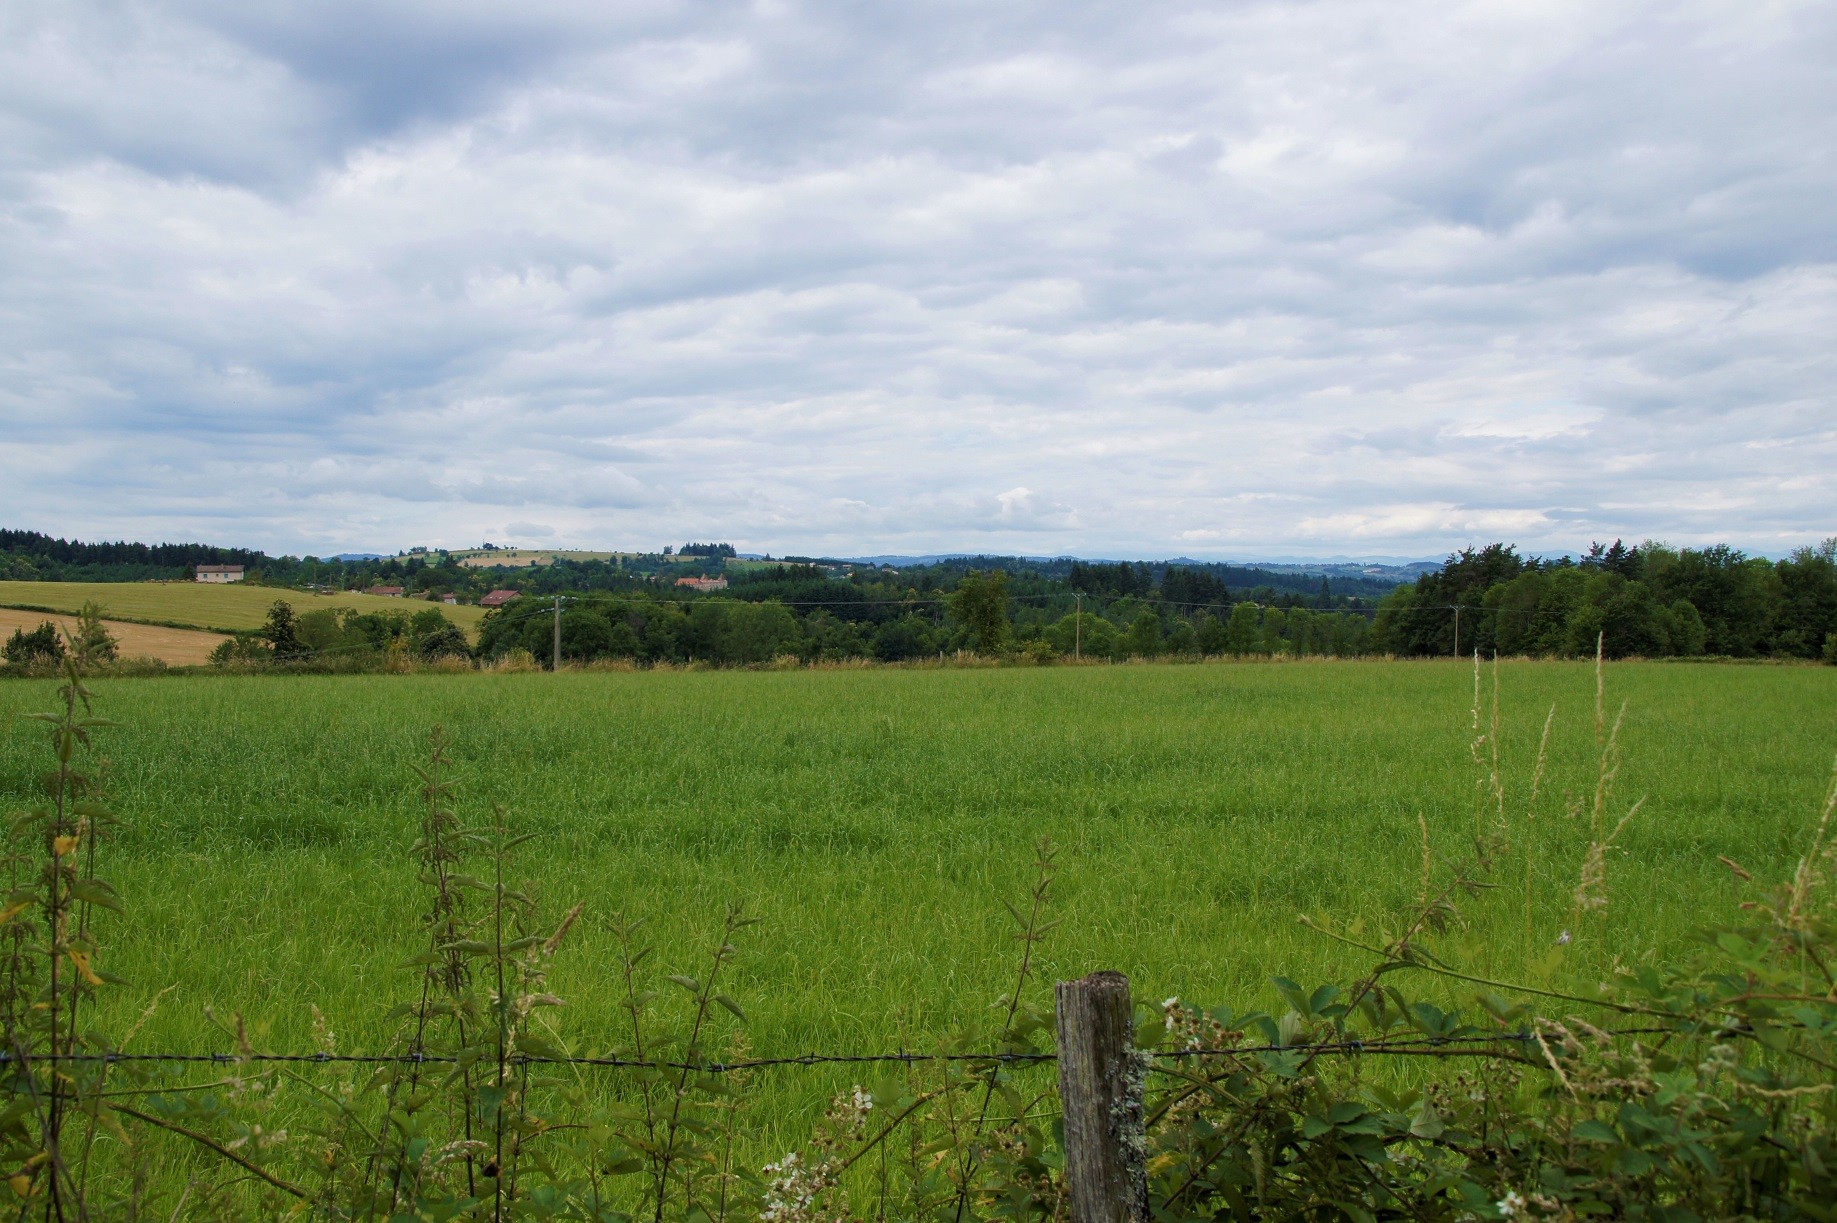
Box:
[0,0,1832,558]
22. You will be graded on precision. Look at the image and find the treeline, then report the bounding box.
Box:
[0,529,265,582]
[472,573,1378,666]
[1374,540,1837,660]
[426,539,1837,669]
[10,526,1834,666]
[0,531,707,596]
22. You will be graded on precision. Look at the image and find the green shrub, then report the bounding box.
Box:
[2,620,64,666]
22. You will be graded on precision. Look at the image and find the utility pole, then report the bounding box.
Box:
[553,595,563,672]
[1452,604,1461,660]
[1074,592,1083,660]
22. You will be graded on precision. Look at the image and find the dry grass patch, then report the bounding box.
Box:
[0,580,486,636]
[0,606,227,666]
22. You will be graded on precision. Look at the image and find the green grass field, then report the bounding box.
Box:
[0,579,487,634]
[0,659,1832,1164]
[450,548,622,567]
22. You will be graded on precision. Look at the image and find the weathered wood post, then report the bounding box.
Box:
[1055,971,1147,1223]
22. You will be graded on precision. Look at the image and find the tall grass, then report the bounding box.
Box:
[0,659,1831,1200]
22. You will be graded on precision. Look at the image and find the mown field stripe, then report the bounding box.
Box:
[0,600,246,636]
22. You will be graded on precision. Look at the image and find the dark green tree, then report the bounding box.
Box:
[1164,619,1198,655]
[1224,602,1260,654]
[1661,598,1708,656]
[948,571,1011,653]
[1642,544,1776,656]
[726,602,800,662]
[1122,609,1162,657]
[1260,606,1289,654]
[555,608,614,664]
[1771,541,1837,658]
[1194,612,1227,655]
[260,600,307,659]
[872,615,932,661]
[3,621,65,666]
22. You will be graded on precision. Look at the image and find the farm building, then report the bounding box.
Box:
[481,589,520,608]
[365,585,405,598]
[194,564,244,583]
[674,576,729,592]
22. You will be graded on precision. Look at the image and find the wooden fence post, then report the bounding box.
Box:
[1055,970,1146,1223]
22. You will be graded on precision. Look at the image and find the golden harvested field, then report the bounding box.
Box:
[0,606,228,665]
[0,581,487,635]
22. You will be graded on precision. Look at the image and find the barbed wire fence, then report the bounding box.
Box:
[1,1025,1683,1072]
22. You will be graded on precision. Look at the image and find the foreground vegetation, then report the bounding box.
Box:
[0,657,1832,1216]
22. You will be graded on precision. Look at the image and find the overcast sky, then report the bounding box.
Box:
[2,0,1832,560]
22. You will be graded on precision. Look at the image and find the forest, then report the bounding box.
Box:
[1377,540,1837,660]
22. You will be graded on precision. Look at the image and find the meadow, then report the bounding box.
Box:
[0,579,488,634]
[0,658,1832,1172]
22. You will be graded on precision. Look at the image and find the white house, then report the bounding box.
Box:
[195,564,245,583]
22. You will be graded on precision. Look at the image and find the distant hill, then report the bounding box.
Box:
[1,528,1432,598]
[837,553,1430,582]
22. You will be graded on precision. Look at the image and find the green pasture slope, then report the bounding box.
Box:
[0,659,1832,1162]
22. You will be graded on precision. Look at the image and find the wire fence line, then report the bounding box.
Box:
[0,1028,1680,1074]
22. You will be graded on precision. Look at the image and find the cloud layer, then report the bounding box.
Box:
[2,0,1832,558]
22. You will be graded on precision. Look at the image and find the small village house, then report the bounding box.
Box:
[365,585,405,598]
[195,564,245,583]
[674,576,728,592]
[480,589,520,608]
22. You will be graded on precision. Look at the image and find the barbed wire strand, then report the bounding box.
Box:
[0,1028,1691,1074]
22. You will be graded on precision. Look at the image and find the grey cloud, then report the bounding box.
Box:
[0,0,1832,558]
